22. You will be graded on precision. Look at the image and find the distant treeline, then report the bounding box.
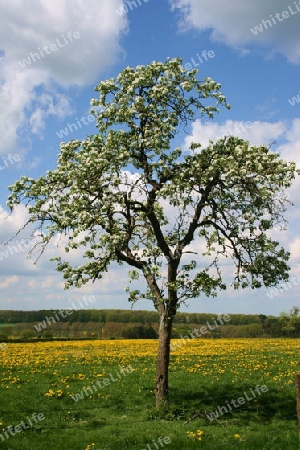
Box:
[0,309,299,340]
[0,309,267,325]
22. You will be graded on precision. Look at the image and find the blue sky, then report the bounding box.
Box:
[0,0,299,315]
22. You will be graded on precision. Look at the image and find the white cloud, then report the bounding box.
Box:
[170,0,300,64]
[0,0,127,86]
[290,238,300,263]
[277,119,300,210]
[0,204,30,240]
[184,119,286,149]
[0,0,128,155]
[279,118,300,165]
[0,275,18,289]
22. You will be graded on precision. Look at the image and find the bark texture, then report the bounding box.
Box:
[156,313,173,406]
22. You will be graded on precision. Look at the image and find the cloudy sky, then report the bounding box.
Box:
[0,0,299,315]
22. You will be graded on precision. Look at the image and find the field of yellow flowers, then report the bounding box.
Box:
[0,338,299,449]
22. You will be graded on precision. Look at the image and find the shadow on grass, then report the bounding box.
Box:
[143,382,296,423]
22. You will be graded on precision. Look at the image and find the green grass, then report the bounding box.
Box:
[0,339,299,449]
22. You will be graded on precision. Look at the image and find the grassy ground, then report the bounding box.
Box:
[0,338,299,449]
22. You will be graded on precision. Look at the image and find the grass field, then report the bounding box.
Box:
[0,338,299,449]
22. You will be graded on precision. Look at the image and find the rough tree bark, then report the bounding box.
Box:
[156,313,173,406]
[155,260,178,407]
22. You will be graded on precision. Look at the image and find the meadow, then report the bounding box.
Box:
[0,338,299,449]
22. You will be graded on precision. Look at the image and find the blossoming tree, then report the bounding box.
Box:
[7,58,299,406]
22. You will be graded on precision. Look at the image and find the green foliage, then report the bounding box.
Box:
[42,330,54,339]
[122,325,157,339]
[19,329,36,340]
[279,306,300,336]
[0,332,8,341]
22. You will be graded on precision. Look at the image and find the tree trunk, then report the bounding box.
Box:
[155,313,173,407]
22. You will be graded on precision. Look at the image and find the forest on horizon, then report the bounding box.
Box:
[0,308,299,340]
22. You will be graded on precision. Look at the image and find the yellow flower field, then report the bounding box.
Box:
[0,338,299,389]
[0,338,299,449]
